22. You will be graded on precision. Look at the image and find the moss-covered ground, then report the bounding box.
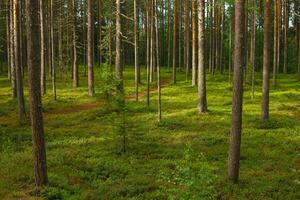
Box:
[0,67,299,199]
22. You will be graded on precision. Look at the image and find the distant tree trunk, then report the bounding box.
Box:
[172,0,177,84]
[6,0,11,80]
[98,0,102,67]
[167,0,171,72]
[40,0,46,95]
[116,0,123,94]
[87,0,94,96]
[273,0,277,87]
[25,0,48,189]
[277,0,282,75]
[50,0,56,100]
[228,0,245,184]
[72,0,78,87]
[14,0,26,123]
[283,0,288,74]
[146,1,150,107]
[192,0,197,87]
[184,0,190,81]
[150,0,154,83]
[134,0,139,101]
[250,0,256,99]
[262,0,271,120]
[10,0,17,98]
[154,0,161,122]
[197,0,207,113]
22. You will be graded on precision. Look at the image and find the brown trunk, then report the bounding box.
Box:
[116,0,123,94]
[134,0,139,101]
[72,0,78,87]
[40,0,46,95]
[250,0,256,99]
[10,0,17,98]
[26,0,48,189]
[184,0,190,81]
[172,0,177,84]
[197,0,207,113]
[283,0,288,74]
[192,0,197,87]
[262,0,271,120]
[87,0,94,96]
[228,0,245,183]
[273,0,277,86]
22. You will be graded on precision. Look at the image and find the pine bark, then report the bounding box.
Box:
[26,0,48,189]
[72,0,78,87]
[283,0,288,74]
[172,0,177,84]
[262,0,271,120]
[116,0,123,94]
[197,0,207,113]
[40,0,46,95]
[134,0,139,101]
[87,0,94,96]
[192,0,197,87]
[228,0,245,183]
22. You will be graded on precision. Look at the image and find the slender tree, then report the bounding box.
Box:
[50,0,56,100]
[40,0,46,95]
[172,0,177,84]
[13,0,26,123]
[250,0,256,99]
[197,0,207,113]
[134,0,139,101]
[262,0,271,120]
[26,0,48,189]
[192,0,197,87]
[72,0,78,87]
[228,0,245,183]
[87,0,94,96]
[116,0,123,94]
[283,0,288,74]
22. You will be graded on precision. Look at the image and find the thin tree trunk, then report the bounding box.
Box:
[167,0,171,72]
[197,0,207,113]
[72,0,78,87]
[40,0,46,95]
[50,0,56,100]
[154,0,161,122]
[87,0,94,96]
[10,0,17,98]
[26,0,48,189]
[172,0,177,84]
[185,0,190,81]
[6,0,11,80]
[14,0,26,123]
[273,0,277,87]
[250,0,256,99]
[283,0,288,74]
[98,0,102,67]
[134,0,139,101]
[116,0,123,94]
[228,0,245,184]
[192,0,197,87]
[262,0,271,120]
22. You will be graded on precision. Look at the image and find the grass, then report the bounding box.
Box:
[0,66,300,199]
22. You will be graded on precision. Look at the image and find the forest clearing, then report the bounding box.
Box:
[0,0,300,199]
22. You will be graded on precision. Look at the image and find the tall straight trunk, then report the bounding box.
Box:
[184,0,190,81]
[150,0,154,83]
[26,0,48,189]
[72,0,78,87]
[10,0,17,98]
[47,0,52,79]
[146,1,150,107]
[167,0,171,72]
[40,0,46,95]
[220,4,225,73]
[172,0,177,84]
[273,0,277,86]
[6,0,11,80]
[209,0,213,73]
[192,0,197,87]
[98,0,102,67]
[178,0,182,71]
[262,0,271,120]
[154,0,161,122]
[116,0,123,94]
[197,0,207,113]
[277,0,282,74]
[87,0,94,96]
[228,0,245,184]
[50,0,56,100]
[250,0,256,99]
[14,0,26,123]
[283,0,288,74]
[134,0,139,101]
[298,2,300,81]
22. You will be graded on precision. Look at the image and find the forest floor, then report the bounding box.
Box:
[0,67,300,200]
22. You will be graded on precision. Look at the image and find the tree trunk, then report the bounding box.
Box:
[98,0,102,67]
[116,0,123,94]
[167,0,171,72]
[283,0,288,74]
[50,0,56,100]
[154,0,161,122]
[197,0,207,113]
[172,0,177,84]
[14,0,26,123]
[250,0,256,99]
[228,0,245,184]
[87,0,94,96]
[273,0,277,86]
[6,0,11,80]
[184,0,190,81]
[192,0,197,87]
[72,0,78,87]
[26,0,48,189]
[134,0,139,101]
[262,0,271,120]
[10,0,17,98]
[40,0,46,95]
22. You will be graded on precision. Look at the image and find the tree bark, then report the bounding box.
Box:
[134,0,139,101]
[197,0,207,113]
[250,0,256,99]
[40,0,46,95]
[172,0,177,84]
[87,0,94,96]
[283,0,288,74]
[116,0,123,94]
[192,0,197,87]
[228,0,245,184]
[10,0,17,98]
[26,0,48,189]
[262,0,271,120]
[50,0,56,100]
[72,0,78,87]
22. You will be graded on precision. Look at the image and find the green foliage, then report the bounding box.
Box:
[158,144,217,200]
